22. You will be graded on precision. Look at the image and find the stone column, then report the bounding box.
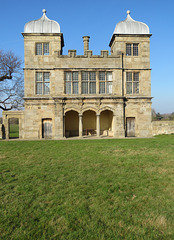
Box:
[20,114,24,139]
[113,114,117,137]
[19,119,21,139]
[0,124,2,139]
[54,102,64,139]
[63,114,65,138]
[113,102,125,138]
[96,114,100,137]
[2,113,9,140]
[79,114,83,137]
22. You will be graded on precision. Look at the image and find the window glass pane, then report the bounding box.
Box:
[65,72,71,81]
[72,72,78,81]
[126,82,132,94]
[133,82,139,94]
[133,72,139,82]
[133,44,138,56]
[99,82,105,93]
[126,72,132,82]
[65,82,71,94]
[43,43,49,55]
[36,43,42,55]
[36,82,42,94]
[43,72,50,82]
[36,72,42,81]
[89,82,96,94]
[126,44,131,56]
[44,82,50,94]
[73,82,78,94]
[82,72,88,81]
[106,72,112,81]
[82,82,88,94]
[89,72,96,81]
[99,72,105,81]
[106,82,112,94]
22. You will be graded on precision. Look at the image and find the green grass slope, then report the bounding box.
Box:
[0,135,174,239]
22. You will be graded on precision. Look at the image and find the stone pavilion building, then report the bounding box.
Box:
[2,10,152,139]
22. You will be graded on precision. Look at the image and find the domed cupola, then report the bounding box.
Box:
[114,10,150,34]
[24,9,61,33]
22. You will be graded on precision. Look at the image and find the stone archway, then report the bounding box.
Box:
[100,110,113,136]
[83,110,96,136]
[65,110,79,137]
[2,111,24,139]
[9,118,19,139]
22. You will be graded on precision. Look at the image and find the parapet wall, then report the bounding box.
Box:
[152,121,174,136]
[61,50,111,58]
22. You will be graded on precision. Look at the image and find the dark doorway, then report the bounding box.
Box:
[126,117,135,137]
[83,110,96,136]
[65,111,79,137]
[100,110,113,136]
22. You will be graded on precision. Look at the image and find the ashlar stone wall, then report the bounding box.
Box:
[125,98,152,137]
[152,121,174,136]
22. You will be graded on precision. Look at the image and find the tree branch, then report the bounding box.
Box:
[0,49,24,111]
[0,74,12,81]
[0,104,12,111]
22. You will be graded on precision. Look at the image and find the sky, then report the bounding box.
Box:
[0,0,174,115]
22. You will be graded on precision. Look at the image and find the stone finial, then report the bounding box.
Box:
[127,10,130,15]
[42,9,47,14]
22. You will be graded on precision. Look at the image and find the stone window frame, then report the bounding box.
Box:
[35,42,49,55]
[36,72,50,95]
[126,72,139,94]
[64,71,114,95]
[64,71,79,94]
[99,71,112,94]
[126,43,139,56]
[81,71,96,94]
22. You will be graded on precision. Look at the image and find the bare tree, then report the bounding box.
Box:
[151,108,157,121]
[0,50,24,111]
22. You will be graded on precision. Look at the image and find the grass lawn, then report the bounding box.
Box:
[9,124,19,139]
[0,135,174,239]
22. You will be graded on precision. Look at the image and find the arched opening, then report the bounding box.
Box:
[83,110,96,136]
[65,110,79,137]
[100,110,113,136]
[9,118,19,139]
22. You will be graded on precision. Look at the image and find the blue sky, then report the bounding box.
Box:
[0,0,174,114]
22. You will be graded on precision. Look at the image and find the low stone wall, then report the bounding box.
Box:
[0,124,2,139]
[152,121,174,136]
